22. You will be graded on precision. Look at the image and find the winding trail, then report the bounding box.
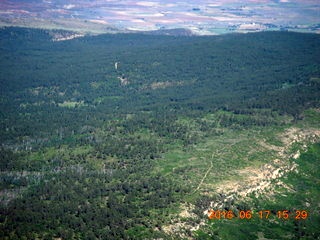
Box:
[192,143,234,194]
[193,160,213,193]
[192,146,225,194]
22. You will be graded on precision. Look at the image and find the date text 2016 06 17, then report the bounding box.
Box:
[207,209,308,220]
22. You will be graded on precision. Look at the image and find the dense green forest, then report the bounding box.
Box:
[0,27,319,239]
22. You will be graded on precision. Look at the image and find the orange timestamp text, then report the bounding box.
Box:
[207,209,308,220]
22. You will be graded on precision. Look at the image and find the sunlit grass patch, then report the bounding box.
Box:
[58,100,86,108]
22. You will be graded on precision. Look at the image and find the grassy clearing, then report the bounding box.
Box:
[26,145,94,170]
[301,108,320,127]
[155,124,287,198]
[154,150,193,176]
[160,109,320,238]
[58,100,86,108]
[155,110,320,221]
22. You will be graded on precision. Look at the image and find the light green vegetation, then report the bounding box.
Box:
[301,108,320,127]
[154,150,193,176]
[281,82,296,89]
[155,111,293,196]
[90,81,105,89]
[58,100,86,108]
[25,145,95,170]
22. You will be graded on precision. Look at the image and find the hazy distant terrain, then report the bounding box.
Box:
[0,0,319,34]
